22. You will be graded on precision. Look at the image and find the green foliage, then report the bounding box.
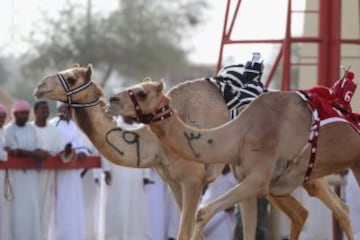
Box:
[0,58,9,85]
[22,0,208,87]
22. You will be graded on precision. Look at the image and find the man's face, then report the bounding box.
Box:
[58,104,72,120]
[14,111,29,126]
[0,113,6,128]
[35,103,49,121]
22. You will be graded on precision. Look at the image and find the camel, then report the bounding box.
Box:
[107,78,359,240]
[33,65,353,240]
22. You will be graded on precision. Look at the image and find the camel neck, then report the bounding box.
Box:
[73,103,159,168]
[149,112,240,164]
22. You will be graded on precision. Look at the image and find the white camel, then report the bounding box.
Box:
[107,77,359,240]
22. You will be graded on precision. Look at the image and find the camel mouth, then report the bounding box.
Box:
[33,89,52,100]
[104,104,138,121]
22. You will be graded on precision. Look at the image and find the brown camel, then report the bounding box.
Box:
[33,65,353,240]
[107,77,358,240]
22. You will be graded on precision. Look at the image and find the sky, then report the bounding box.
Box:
[0,0,305,65]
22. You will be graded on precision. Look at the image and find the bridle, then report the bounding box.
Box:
[127,89,173,124]
[56,72,100,108]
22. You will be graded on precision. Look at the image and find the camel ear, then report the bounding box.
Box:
[72,63,80,68]
[155,80,165,93]
[143,77,152,82]
[85,64,93,80]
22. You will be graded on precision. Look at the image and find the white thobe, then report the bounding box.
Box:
[201,172,237,240]
[295,187,334,240]
[0,128,11,240]
[4,122,41,240]
[145,168,167,240]
[165,186,180,239]
[345,171,360,240]
[79,133,104,240]
[103,162,150,240]
[31,122,66,240]
[49,117,86,240]
[102,116,150,240]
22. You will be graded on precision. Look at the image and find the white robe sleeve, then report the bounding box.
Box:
[0,129,8,161]
[0,149,7,161]
[4,124,17,149]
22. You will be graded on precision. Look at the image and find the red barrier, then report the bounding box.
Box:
[0,155,101,169]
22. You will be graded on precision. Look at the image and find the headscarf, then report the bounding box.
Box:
[11,100,31,114]
[56,101,65,109]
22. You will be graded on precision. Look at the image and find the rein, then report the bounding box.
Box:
[128,89,173,124]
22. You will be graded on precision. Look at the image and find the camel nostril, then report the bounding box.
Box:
[109,96,119,103]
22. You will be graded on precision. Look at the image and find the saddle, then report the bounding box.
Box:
[297,87,360,133]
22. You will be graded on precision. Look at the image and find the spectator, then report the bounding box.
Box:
[4,100,49,240]
[80,130,106,240]
[31,100,67,240]
[102,116,150,239]
[145,168,168,240]
[165,186,180,240]
[0,103,10,240]
[49,101,89,240]
[344,170,360,239]
[144,163,179,240]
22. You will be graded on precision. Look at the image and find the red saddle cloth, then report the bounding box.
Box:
[297,86,360,133]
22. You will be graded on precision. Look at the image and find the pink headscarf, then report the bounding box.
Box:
[11,100,31,114]
[0,104,7,115]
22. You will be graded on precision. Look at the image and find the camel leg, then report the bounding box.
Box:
[189,173,270,240]
[267,194,308,240]
[164,178,205,240]
[238,198,258,239]
[177,179,204,240]
[303,178,354,240]
[166,181,188,240]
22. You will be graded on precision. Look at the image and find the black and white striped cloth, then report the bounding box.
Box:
[207,56,265,120]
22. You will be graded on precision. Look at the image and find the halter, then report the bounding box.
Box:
[127,89,173,124]
[56,72,100,108]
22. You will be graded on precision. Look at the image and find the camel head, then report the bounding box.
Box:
[33,64,104,106]
[106,77,171,123]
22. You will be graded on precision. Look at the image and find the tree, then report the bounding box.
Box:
[0,58,9,85]
[22,0,208,87]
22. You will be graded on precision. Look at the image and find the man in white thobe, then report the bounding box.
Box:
[102,116,150,240]
[0,104,11,240]
[49,102,88,240]
[165,186,180,240]
[145,167,168,240]
[345,170,360,240]
[31,100,67,240]
[80,130,106,240]
[4,100,50,240]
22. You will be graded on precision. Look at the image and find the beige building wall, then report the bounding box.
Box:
[298,0,360,111]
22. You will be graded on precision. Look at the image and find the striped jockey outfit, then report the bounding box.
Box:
[207,54,265,120]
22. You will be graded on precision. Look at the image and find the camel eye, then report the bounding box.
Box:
[67,77,76,84]
[136,91,147,100]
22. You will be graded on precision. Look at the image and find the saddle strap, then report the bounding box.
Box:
[303,112,320,184]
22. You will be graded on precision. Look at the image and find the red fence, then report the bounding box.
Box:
[0,155,101,169]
